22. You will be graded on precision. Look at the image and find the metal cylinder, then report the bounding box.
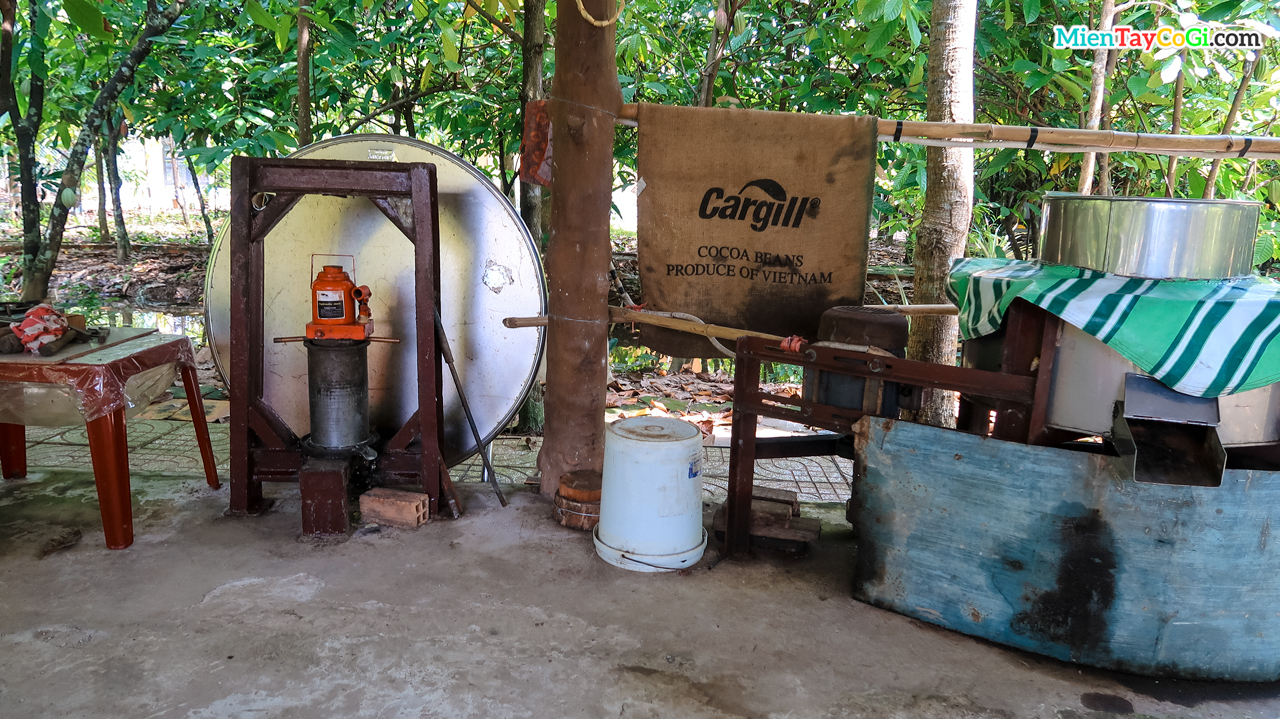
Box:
[305,339,370,450]
[1040,192,1262,280]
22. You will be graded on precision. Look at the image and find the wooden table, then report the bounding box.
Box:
[0,331,220,549]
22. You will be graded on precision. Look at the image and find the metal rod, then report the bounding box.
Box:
[505,307,789,342]
[434,307,507,507]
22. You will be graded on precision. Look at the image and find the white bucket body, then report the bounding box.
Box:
[595,417,707,572]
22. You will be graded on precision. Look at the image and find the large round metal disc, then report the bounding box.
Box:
[205,135,545,465]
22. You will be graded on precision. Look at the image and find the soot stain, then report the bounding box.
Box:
[1107,673,1280,708]
[1079,692,1133,714]
[1010,505,1117,658]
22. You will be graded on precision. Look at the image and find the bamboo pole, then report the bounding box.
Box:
[615,104,1280,159]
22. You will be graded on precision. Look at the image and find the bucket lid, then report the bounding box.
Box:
[608,416,700,443]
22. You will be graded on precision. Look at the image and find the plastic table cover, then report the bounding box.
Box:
[0,333,196,426]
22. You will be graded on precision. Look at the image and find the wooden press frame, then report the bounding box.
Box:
[227,157,449,517]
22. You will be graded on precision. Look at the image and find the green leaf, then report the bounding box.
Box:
[26,9,49,80]
[907,56,924,90]
[419,62,434,90]
[1053,76,1084,105]
[1254,233,1275,268]
[441,26,459,63]
[246,0,278,32]
[1126,73,1151,98]
[1010,59,1040,74]
[980,149,1018,179]
[412,0,431,20]
[906,16,921,48]
[1003,0,1013,29]
[1022,0,1040,23]
[62,0,112,42]
[275,13,293,53]
[1201,0,1242,21]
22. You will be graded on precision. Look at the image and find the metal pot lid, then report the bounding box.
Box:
[205,134,546,466]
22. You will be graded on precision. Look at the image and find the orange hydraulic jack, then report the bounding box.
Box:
[307,264,374,341]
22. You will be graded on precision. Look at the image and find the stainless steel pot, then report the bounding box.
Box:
[1040,192,1262,280]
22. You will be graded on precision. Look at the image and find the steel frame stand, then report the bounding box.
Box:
[227,157,454,532]
[723,300,1061,557]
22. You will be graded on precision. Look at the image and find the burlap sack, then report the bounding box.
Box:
[635,104,876,357]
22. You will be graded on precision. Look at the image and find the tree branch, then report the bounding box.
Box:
[345,82,460,133]
[1202,55,1257,199]
[464,0,522,44]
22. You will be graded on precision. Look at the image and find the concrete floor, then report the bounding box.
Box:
[3,424,1280,718]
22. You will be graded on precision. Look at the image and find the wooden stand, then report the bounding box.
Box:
[723,301,1061,558]
[227,157,454,532]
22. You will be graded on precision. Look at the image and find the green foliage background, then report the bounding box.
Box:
[3,0,1280,259]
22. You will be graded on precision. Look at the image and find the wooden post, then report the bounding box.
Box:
[535,0,622,497]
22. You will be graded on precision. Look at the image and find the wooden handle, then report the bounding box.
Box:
[503,316,549,329]
[607,307,786,342]
[877,304,959,316]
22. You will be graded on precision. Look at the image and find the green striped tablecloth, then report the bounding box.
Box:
[947,257,1280,398]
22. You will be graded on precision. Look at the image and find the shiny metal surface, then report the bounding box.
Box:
[206,135,546,465]
[306,341,370,449]
[1040,192,1261,279]
[1043,323,1280,446]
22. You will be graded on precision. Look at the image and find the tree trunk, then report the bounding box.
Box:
[3,0,47,298]
[906,0,976,428]
[519,0,546,243]
[297,0,312,147]
[169,143,190,227]
[697,5,721,107]
[21,1,188,300]
[536,0,622,497]
[1077,0,1116,195]
[1164,49,1187,197]
[1203,56,1257,200]
[106,116,129,262]
[95,135,111,243]
[185,153,215,243]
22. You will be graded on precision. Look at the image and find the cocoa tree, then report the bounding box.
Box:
[907,0,976,428]
[19,1,189,300]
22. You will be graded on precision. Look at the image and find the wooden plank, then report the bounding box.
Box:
[712,505,820,543]
[752,486,799,516]
[849,415,1280,681]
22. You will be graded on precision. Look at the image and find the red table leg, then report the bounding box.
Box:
[0,423,26,479]
[86,409,133,550]
[180,363,221,489]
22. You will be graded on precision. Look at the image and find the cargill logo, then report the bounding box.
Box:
[697,179,820,232]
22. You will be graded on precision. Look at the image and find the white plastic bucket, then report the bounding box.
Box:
[594,417,708,572]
